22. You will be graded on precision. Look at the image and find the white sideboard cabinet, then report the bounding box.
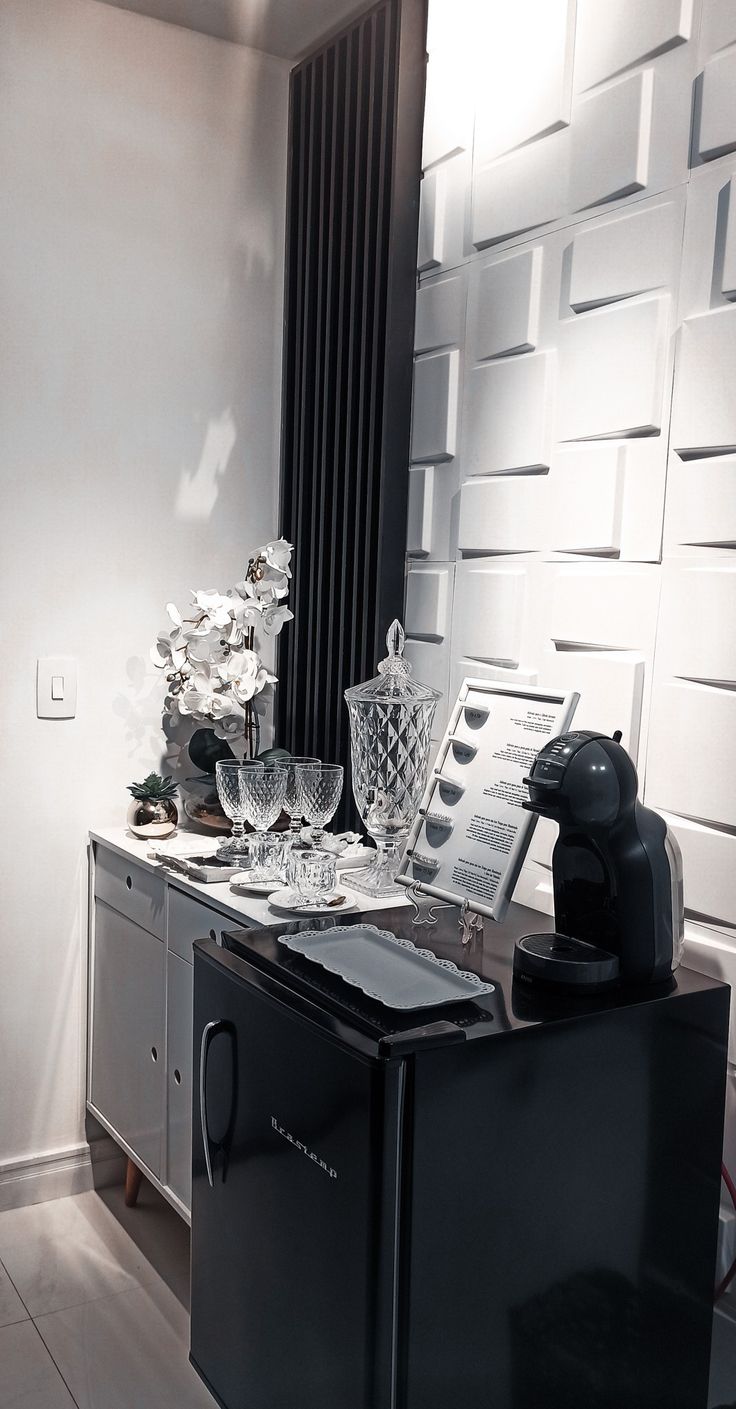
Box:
[87,829,286,1222]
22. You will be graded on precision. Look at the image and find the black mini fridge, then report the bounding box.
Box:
[190,904,729,1409]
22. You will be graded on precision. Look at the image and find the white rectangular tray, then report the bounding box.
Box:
[277,923,495,1010]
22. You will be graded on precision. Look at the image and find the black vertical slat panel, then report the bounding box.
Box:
[278,0,427,829]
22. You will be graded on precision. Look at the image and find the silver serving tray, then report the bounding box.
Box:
[277,923,495,1011]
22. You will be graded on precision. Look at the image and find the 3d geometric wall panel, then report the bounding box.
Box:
[468,246,542,359]
[568,199,680,311]
[556,295,669,440]
[458,476,546,554]
[410,349,460,462]
[463,351,554,474]
[452,562,527,667]
[404,563,452,641]
[408,0,736,973]
[698,47,736,161]
[671,307,736,453]
[655,562,736,681]
[414,273,465,353]
[472,128,569,249]
[574,0,691,93]
[473,0,575,165]
[570,70,654,212]
[646,680,736,830]
[664,454,736,552]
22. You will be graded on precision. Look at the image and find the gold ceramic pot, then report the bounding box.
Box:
[126,798,178,839]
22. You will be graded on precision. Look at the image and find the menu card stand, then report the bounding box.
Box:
[397,679,579,924]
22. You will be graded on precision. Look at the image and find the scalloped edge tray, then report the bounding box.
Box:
[277,923,495,1010]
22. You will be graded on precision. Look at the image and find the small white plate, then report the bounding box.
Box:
[230,875,282,896]
[268,888,358,916]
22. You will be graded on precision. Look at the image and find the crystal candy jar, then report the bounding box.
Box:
[345,620,440,897]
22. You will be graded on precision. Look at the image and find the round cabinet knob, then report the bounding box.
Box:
[151,1046,158,1062]
[126,875,133,890]
[174,1069,181,1085]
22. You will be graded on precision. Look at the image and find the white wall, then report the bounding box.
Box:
[0,0,288,1189]
[407,0,736,1162]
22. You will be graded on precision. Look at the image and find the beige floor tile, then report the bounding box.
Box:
[0,1265,27,1330]
[96,1182,190,1309]
[0,1191,155,1318]
[35,1281,212,1409]
[0,1319,75,1408]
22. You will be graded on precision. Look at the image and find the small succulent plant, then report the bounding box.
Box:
[127,772,178,802]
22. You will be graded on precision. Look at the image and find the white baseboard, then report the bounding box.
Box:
[0,1137,126,1213]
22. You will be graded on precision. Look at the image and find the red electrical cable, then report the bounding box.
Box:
[715,1161,736,1304]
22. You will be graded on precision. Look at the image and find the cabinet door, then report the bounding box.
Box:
[91,901,165,1178]
[166,951,193,1210]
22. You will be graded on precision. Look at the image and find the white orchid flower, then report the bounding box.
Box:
[261,603,294,636]
[217,649,276,703]
[262,538,293,575]
[166,602,183,628]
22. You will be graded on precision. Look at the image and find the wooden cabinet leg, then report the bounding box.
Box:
[124,1157,144,1208]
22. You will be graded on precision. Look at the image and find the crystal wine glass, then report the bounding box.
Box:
[280,756,320,837]
[240,763,288,878]
[215,760,263,863]
[295,763,343,849]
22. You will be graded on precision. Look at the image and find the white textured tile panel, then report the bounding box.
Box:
[661,810,736,928]
[457,475,546,553]
[449,659,539,709]
[469,247,543,360]
[723,176,736,299]
[406,466,435,557]
[410,350,459,463]
[403,637,451,737]
[570,70,654,213]
[548,445,624,553]
[671,306,736,453]
[645,679,736,829]
[557,295,668,441]
[0,1320,75,1408]
[569,200,681,311]
[474,0,575,164]
[422,39,475,170]
[548,563,661,650]
[464,350,555,475]
[655,561,736,682]
[541,649,646,759]
[404,563,452,642]
[574,0,692,92]
[414,274,464,354]
[665,454,736,548]
[615,439,670,563]
[417,171,443,272]
[472,128,569,249]
[452,562,527,667]
[698,46,736,161]
[701,0,736,55]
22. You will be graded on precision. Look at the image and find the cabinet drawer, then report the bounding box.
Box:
[90,902,165,1179]
[94,846,165,940]
[168,886,236,964]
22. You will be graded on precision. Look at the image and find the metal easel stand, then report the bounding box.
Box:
[406,885,485,949]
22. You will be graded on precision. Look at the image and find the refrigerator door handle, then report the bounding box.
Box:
[199,1018,226,1188]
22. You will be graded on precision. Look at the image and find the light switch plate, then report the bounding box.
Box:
[37,657,77,719]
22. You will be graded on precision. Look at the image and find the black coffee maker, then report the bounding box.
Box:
[514,731,684,991]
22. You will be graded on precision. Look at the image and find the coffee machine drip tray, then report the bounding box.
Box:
[514,932,620,993]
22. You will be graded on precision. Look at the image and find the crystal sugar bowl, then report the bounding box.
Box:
[344,620,440,897]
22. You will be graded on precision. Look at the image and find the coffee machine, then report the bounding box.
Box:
[515,731,684,991]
